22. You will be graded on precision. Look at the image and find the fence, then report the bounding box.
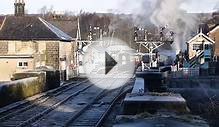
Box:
[170,68,200,78]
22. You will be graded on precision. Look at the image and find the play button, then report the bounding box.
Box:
[83,37,135,89]
[105,52,117,74]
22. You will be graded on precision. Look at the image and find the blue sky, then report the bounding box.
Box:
[0,0,218,15]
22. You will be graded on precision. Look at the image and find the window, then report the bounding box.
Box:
[193,44,203,50]
[17,61,28,68]
[204,44,211,50]
[205,44,209,50]
[18,62,23,67]
[24,62,28,67]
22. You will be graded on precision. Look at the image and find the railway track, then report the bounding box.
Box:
[0,78,133,127]
[0,80,88,118]
[30,79,132,127]
[29,79,116,127]
[64,80,133,127]
[0,79,92,127]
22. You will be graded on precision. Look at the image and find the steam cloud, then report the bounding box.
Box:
[150,0,198,54]
[117,0,199,54]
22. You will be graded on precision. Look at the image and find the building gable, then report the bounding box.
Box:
[187,32,215,44]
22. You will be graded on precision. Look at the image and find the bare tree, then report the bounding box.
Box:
[39,6,47,16]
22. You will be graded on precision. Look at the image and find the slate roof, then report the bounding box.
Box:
[47,19,78,39]
[0,16,73,41]
[0,16,5,27]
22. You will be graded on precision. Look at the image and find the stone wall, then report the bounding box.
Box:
[0,71,60,107]
[12,71,60,90]
[0,41,8,55]
[209,27,219,57]
[0,77,44,107]
[46,41,59,70]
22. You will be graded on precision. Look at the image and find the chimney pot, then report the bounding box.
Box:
[14,0,25,16]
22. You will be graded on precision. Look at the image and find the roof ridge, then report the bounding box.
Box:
[187,32,215,44]
[200,32,215,43]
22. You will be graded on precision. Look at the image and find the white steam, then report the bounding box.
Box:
[116,0,199,54]
[150,0,198,54]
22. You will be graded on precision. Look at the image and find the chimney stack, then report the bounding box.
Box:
[14,0,25,16]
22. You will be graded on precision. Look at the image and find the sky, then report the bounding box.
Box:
[0,0,219,15]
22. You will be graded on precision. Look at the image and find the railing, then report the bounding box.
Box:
[170,68,200,78]
[189,50,204,68]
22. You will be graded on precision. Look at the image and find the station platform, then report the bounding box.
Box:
[123,92,188,115]
[122,73,188,115]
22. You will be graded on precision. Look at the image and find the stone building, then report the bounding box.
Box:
[0,0,76,81]
[209,25,219,60]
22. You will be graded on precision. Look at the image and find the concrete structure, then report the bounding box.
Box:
[123,72,188,115]
[0,1,76,81]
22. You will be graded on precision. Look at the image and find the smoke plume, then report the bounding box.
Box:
[117,0,198,54]
[150,0,198,54]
